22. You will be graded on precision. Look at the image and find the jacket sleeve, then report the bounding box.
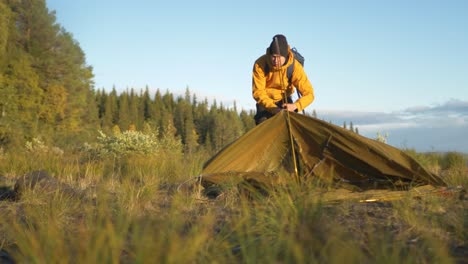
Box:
[291,62,315,112]
[252,62,278,111]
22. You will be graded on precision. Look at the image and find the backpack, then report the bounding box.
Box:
[263,47,305,89]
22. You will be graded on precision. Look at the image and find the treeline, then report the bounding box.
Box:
[95,87,255,153]
[0,0,255,152]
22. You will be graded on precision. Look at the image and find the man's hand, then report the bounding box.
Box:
[271,107,282,114]
[283,103,298,112]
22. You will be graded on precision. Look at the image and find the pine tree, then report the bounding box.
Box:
[239,110,255,132]
[142,86,153,121]
[129,88,141,129]
[183,105,198,154]
[101,91,113,129]
[173,97,186,141]
[3,54,43,135]
[152,89,164,129]
[100,88,118,129]
[184,86,191,103]
[193,97,209,145]
[191,93,198,112]
[109,88,119,124]
[118,92,130,130]
[95,89,104,119]
[162,89,174,113]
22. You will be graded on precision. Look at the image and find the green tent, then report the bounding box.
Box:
[200,111,445,190]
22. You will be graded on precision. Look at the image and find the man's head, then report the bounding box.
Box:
[269,34,289,67]
[269,34,288,57]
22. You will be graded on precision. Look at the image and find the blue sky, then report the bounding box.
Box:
[46,0,468,152]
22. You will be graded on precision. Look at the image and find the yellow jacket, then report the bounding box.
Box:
[252,47,314,113]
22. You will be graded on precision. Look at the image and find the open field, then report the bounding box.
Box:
[0,150,466,264]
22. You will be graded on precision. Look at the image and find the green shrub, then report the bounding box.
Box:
[440,152,467,186]
[403,149,441,174]
[82,129,182,158]
[25,137,64,156]
[440,152,466,171]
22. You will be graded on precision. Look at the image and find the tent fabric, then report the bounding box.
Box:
[200,111,446,189]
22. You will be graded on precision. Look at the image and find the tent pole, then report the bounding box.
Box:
[284,108,300,183]
[274,36,300,182]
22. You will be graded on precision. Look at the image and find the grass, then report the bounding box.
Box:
[0,149,466,263]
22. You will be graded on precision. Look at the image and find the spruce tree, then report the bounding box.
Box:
[129,88,141,129]
[118,92,130,131]
[142,86,153,121]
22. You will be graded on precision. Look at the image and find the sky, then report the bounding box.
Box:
[46,0,468,152]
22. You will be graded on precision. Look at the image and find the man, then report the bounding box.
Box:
[252,34,314,124]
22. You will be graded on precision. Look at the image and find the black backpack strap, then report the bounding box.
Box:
[288,58,304,110]
[287,59,294,86]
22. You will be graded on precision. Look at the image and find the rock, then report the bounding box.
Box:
[0,249,15,264]
[14,170,83,200]
[0,176,16,201]
[0,186,16,201]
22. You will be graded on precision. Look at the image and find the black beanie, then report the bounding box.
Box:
[269,34,289,58]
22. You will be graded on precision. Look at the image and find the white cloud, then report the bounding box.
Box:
[404,98,468,115]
